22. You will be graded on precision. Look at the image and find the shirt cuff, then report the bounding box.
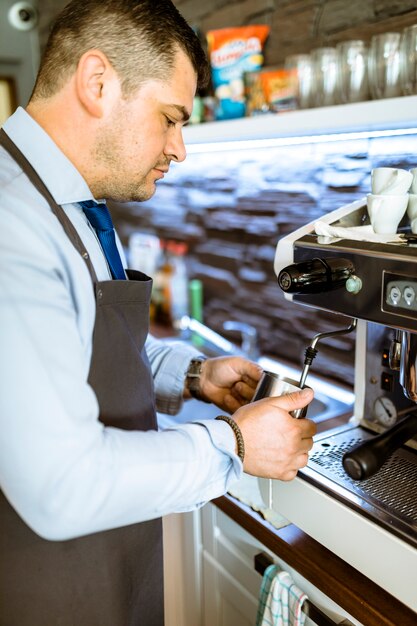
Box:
[153,341,203,415]
[195,417,243,477]
[168,419,243,515]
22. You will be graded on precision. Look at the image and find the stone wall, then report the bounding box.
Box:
[110,133,417,387]
[38,0,417,59]
[172,0,417,66]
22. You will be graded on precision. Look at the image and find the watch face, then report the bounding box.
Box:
[188,358,206,376]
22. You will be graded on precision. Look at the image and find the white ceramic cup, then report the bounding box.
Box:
[371,167,413,195]
[411,217,417,234]
[367,193,409,234]
[409,168,417,193]
[407,193,417,221]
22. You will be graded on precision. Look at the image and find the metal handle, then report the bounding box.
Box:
[278,257,355,295]
[254,552,354,626]
[342,412,417,480]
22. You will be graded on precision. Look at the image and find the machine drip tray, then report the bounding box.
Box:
[299,425,417,548]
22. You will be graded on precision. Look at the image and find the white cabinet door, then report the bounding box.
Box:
[163,511,203,626]
[201,503,262,626]
[202,555,259,626]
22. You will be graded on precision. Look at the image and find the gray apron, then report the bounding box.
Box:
[0,129,164,626]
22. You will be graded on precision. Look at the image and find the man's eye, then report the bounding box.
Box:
[165,117,176,127]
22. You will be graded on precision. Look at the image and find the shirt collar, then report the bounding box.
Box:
[2,107,94,205]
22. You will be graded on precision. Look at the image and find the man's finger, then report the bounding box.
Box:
[241,373,262,388]
[232,381,257,401]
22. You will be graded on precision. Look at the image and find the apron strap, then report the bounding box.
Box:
[0,128,98,284]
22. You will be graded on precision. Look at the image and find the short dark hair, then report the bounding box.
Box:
[31,0,210,100]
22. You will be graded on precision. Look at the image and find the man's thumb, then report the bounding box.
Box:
[276,387,314,409]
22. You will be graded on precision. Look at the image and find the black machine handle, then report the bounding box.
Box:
[342,413,417,480]
[278,257,355,294]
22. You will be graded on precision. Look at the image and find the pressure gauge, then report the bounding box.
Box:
[372,396,397,428]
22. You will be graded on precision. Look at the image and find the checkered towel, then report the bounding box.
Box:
[256,565,308,626]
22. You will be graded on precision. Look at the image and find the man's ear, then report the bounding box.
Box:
[75,50,120,117]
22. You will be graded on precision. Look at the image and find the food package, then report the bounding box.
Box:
[244,71,269,116]
[260,68,298,112]
[206,25,270,120]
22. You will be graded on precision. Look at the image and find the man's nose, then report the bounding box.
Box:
[165,128,187,163]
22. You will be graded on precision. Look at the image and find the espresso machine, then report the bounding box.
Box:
[273,197,417,611]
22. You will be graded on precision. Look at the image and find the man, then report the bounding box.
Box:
[0,1,316,624]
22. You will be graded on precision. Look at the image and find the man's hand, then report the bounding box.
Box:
[191,355,316,481]
[233,388,316,481]
[197,356,263,413]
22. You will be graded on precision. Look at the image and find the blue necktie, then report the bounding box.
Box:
[79,200,126,280]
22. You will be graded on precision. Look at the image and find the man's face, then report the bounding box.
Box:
[92,49,197,202]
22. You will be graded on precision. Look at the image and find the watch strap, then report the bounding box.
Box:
[185,356,209,403]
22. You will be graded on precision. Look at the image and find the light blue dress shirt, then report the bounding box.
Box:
[0,107,241,540]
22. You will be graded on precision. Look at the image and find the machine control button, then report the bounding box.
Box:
[382,270,417,316]
[384,275,417,317]
[381,371,394,392]
[389,286,402,305]
[403,285,416,306]
[345,275,362,294]
[381,347,390,367]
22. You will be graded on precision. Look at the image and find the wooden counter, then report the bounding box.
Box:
[213,494,417,626]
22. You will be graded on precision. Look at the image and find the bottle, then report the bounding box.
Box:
[152,241,173,326]
[189,278,204,348]
[168,241,189,324]
[189,278,203,322]
[128,232,161,277]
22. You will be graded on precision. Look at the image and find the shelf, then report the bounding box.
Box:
[183,95,417,145]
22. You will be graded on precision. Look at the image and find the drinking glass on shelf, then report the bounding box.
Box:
[310,47,338,107]
[399,24,417,95]
[368,32,402,99]
[336,40,369,103]
[284,53,313,109]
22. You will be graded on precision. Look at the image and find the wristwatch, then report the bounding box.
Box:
[185,356,209,402]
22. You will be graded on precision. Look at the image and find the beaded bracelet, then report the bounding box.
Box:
[215,415,245,464]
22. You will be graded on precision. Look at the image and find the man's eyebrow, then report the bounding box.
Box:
[166,104,190,122]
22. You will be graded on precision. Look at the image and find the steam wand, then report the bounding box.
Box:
[299,318,358,388]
